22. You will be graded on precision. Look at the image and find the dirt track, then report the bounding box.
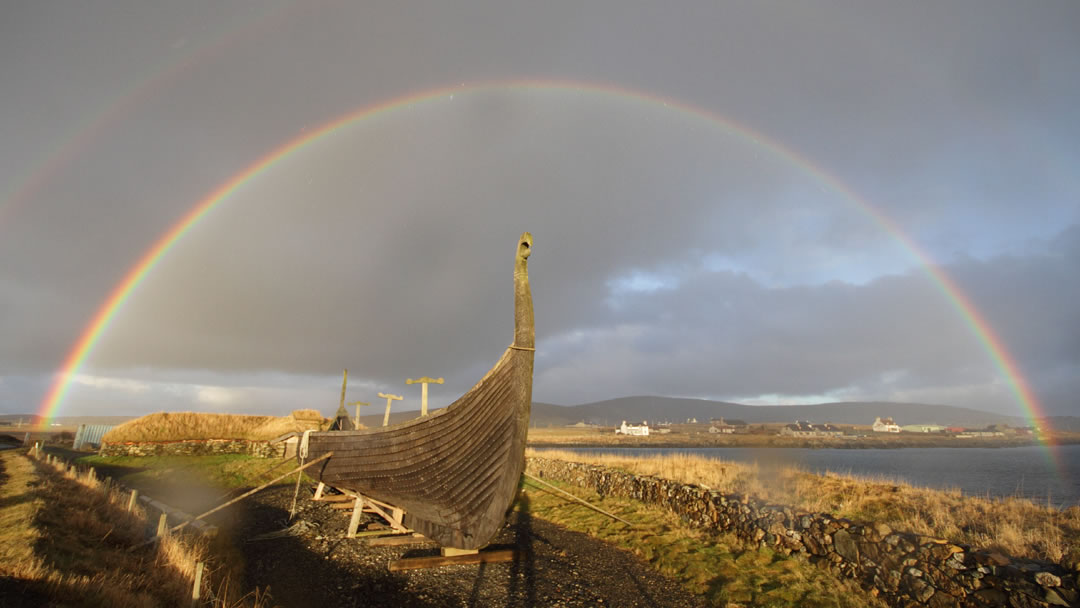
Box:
[235,484,706,608]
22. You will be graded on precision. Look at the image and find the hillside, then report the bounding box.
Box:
[528,396,1030,428]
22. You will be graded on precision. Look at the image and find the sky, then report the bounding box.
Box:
[1,1,1078,422]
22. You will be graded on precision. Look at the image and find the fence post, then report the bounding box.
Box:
[127,489,139,512]
[157,513,168,537]
[103,476,113,494]
[190,561,204,608]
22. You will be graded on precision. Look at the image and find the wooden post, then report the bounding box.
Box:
[406,377,444,416]
[339,369,371,427]
[128,489,139,512]
[313,482,326,501]
[157,512,169,537]
[191,561,204,608]
[339,368,348,413]
[350,401,369,428]
[377,393,403,427]
[103,476,113,494]
[346,496,365,538]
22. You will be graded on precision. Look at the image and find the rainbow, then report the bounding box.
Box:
[34,79,1056,458]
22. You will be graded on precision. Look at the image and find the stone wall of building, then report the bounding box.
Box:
[526,457,1078,607]
[100,439,285,459]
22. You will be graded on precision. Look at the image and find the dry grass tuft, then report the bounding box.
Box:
[103,410,328,443]
[517,477,883,607]
[773,467,1080,565]
[529,449,1080,565]
[1,449,272,607]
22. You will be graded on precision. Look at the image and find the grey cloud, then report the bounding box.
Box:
[1,1,1077,418]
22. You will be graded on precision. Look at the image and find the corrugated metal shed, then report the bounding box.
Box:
[73,424,115,450]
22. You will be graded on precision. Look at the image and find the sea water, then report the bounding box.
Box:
[534,444,1080,508]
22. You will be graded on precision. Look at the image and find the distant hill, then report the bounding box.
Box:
[528,396,1031,428]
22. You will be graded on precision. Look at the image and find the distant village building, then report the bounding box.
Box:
[708,417,736,434]
[946,426,966,433]
[779,421,843,437]
[686,417,698,424]
[616,420,650,436]
[957,430,1006,438]
[872,417,901,433]
[900,424,946,433]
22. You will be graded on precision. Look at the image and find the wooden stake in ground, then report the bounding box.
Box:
[377,392,403,427]
[406,377,444,417]
[190,562,204,608]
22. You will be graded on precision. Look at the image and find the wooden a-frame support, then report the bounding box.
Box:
[312,482,408,538]
[310,481,516,569]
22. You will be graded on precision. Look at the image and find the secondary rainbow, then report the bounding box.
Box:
[35,79,1054,454]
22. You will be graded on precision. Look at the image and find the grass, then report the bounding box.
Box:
[101,409,332,443]
[516,476,884,607]
[528,449,1080,566]
[0,448,254,606]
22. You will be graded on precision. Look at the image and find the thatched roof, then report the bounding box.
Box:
[101,409,332,443]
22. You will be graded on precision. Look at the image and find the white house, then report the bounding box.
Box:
[872,417,900,433]
[616,420,650,436]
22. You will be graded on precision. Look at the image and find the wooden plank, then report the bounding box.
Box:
[352,528,412,538]
[364,534,430,546]
[388,549,517,571]
[320,495,355,503]
[346,497,364,538]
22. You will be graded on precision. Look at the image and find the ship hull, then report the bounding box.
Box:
[302,347,533,549]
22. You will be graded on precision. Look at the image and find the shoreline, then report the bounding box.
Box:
[527,436,1080,450]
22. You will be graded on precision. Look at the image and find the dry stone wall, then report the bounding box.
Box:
[100,439,285,459]
[526,457,1079,607]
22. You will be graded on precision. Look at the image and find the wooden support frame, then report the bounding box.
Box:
[388,549,517,571]
[345,491,407,537]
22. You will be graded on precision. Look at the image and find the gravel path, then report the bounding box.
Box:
[235,485,707,608]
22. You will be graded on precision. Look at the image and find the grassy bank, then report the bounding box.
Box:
[517,476,883,607]
[528,448,1080,566]
[0,449,254,606]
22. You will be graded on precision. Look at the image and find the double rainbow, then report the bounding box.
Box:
[34,80,1053,461]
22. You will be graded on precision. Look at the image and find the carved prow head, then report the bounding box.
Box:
[517,232,533,262]
[513,232,535,349]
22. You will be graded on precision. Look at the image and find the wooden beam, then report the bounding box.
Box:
[522,472,634,527]
[318,494,354,503]
[406,377,444,416]
[377,392,403,427]
[346,497,365,538]
[388,549,517,571]
[364,534,429,546]
[168,452,333,534]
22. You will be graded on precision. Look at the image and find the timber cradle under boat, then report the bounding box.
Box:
[299,232,535,549]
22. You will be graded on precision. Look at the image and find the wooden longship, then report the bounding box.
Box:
[299,232,535,549]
